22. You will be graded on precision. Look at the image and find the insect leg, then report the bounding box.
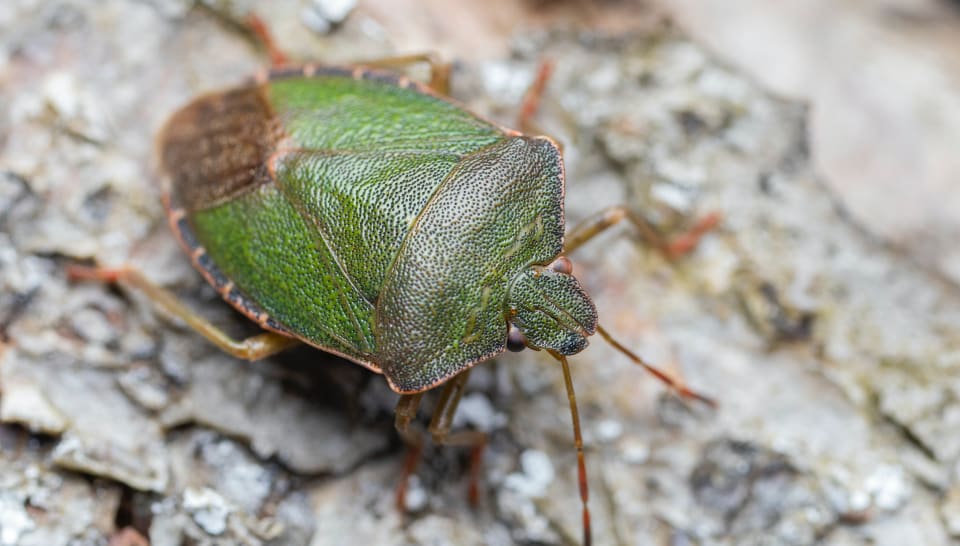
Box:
[564,206,721,260]
[394,392,426,510]
[242,15,457,90]
[355,53,453,96]
[244,14,289,67]
[517,59,555,135]
[67,265,300,360]
[425,369,487,506]
[393,370,487,509]
[394,392,425,445]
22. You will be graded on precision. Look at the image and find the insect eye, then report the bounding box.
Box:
[507,324,526,352]
[547,256,573,275]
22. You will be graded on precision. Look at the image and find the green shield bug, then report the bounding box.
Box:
[70,51,718,546]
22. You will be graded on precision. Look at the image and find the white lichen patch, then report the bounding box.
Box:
[504,449,555,499]
[0,380,67,435]
[182,487,232,536]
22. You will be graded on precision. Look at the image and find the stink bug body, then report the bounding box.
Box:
[160,65,590,394]
[71,55,718,546]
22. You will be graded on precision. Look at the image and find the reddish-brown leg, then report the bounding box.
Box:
[425,369,486,506]
[565,206,721,260]
[466,440,486,506]
[562,206,720,405]
[511,60,720,261]
[517,59,555,134]
[67,265,300,360]
[355,53,454,96]
[393,370,485,510]
[243,17,454,96]
[393,391,425,511]
[245,14,289,67]
[108,527,149,546]
[660,211,723,259]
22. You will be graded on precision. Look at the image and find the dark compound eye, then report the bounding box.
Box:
[507,324,526,352]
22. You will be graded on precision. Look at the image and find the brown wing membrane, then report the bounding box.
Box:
[159,86,284,212]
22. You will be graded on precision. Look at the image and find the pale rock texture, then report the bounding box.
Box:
[1,1,958,545]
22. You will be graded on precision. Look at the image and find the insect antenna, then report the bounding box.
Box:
[547,349,592,546]
[595,324,716,407]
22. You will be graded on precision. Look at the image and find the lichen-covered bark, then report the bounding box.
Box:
[1,1,958,545]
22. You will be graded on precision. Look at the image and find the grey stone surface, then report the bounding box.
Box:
[666,0,960,286]
[1,1,958,545]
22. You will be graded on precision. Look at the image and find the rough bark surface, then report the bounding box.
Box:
[2,1,959,545]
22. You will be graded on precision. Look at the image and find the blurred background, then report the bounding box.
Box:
[1,1,960,545]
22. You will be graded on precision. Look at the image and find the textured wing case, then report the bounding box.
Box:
[160,68,511,372]
[377,136,565,392]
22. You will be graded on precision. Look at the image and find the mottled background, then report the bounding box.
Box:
[2,1,960,545]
